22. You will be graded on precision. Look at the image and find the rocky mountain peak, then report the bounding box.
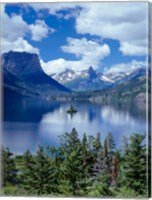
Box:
[88,66,97,79]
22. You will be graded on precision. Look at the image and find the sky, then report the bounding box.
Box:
[1,2,149,74]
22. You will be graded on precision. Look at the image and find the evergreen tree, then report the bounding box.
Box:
[21,150,36,194]
[2,147,17,187]
[118,136,129,186]
[79,133,94,194]
[121,136,129,153]
[46,146,61,194]
[2,130,147,197]
[59,128,81,154]
[88,139,113,196]
[60,148,82,195]
[106,132,115,160]
[93,132,102,156]
[22,147,59,195]
[99,139,111,186]
[59,129,88,195]
[122,133,147,196]
[92,133,103,177]
[106,133,116,185]
[33,146,59,195]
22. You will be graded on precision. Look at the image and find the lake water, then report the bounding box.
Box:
[2,98,147,154]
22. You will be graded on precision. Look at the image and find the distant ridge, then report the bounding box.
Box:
[51,65,146,92]
[51,66,112,91]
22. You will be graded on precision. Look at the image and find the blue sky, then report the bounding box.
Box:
[1,2,148,74]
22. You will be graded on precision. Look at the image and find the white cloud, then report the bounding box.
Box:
[119,41,148,56]
[2,37,39,54]
[1,4,53,53]
[27,2,80,16]
[41,37,110,74]
[41,58,69,74]
[29,20,55,41]
[41,58,90,74]
[28,2,148,56]
[1,11,28,42]
[75,2,148,56]
[61,37,110,64]
[104,60,147,75]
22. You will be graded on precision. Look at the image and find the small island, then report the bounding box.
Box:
[66,105,77,115]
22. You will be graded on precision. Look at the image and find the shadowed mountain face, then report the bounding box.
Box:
[2,51,70,96]
[88,66,98,79]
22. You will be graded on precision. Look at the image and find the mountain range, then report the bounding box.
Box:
[51,66,113,91]
[1,51,147,103]
[51,65,146,92]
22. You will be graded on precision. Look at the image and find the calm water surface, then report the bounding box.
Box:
[3,98,146,154]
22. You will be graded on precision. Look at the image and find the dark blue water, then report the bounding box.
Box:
[2,98,146,154]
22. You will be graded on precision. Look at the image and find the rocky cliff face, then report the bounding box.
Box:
[2,51,70,96]
[2,51,42,79]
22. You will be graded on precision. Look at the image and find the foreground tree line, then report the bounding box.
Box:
[1,128,148,197]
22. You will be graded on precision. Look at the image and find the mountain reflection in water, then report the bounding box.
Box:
[3,98,146,154]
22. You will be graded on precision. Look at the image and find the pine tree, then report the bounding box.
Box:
[2,147,17,187]
[99,139,111,186]
[46,146,61,194]
[22,146,59,195]
[93,132,102,155]
[88,139,113,196]
[59,128,81,154]
[34,146,59,195]
[92,133,103,177]
[118,136,129,186]
[106,132,115,160]
[59,129,88,196]
[122,133,147,196]
[21,150,36,194]
[79,133,94,194]
[121,136,129,153]
[81,133,94,171]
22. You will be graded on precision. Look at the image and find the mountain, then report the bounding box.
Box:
[105,67,146,85]
[2,51,70,97]
[51,65,147,92]
[85,68,147,107]
[51,66,112,91]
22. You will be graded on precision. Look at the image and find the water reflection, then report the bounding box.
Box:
[2,98,146,154]
[40,103,146,146]
[3,97,61,122]
[2,123,39,154]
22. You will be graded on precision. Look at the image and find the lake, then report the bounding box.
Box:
[2,97,147,154]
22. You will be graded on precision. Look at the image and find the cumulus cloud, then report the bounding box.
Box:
[29,2,148,56]
[29,20,55,41]
[61,37,110,64]
[2,37,39,54]
[104,60,147,75]
[1,8,28,42]
[119,41,148,56]
[75,2,148,56]
[41,37,110,74]
[1,4,53,53]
